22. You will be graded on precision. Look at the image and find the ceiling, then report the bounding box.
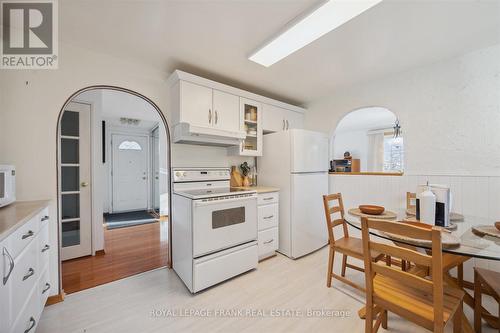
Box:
[76,89,161,129]
[334,107,396,133]
[60,0,500,106]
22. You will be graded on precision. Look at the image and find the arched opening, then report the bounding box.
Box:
[330,107,404,173]
[56,86,172,295]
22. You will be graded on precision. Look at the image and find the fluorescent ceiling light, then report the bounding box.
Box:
[249,0,383,67]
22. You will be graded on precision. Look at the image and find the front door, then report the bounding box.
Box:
[112,134,149,212]
[60,102,92,261]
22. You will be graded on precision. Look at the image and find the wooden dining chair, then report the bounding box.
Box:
[406,192,416,210]
[322,193,384,292]
[361,217,465,333]
[474,267,500,333]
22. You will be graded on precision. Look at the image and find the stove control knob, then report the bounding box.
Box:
[175,171,182,178]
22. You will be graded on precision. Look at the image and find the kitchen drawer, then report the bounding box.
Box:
[258,227,278,260]
[258,204,278,231]
[38,223,50,271]
[258,192,279,205]
[38,267,51,313]
[193,242,257,293]
[10,238,39,323]
[11,285,40,333]
[5,213,40,260]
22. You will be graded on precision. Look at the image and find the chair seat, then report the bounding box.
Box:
[373,274,464,328]
[333,236,382,260]
[475,267,500,299]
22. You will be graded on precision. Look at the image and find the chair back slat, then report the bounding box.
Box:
[322,193,348,243]
[370,242,431,267]
[361,217,444,327]
[365,218,432,241]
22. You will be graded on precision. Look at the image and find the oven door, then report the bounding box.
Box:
[192,194,257,257]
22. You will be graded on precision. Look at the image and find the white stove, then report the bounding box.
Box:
[172,168,258,293]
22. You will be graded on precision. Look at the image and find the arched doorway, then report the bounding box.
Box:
[56,86,172,295]
[331,107,404,173]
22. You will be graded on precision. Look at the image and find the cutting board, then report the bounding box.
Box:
[348,208,397,220]
[406,208,464,221]
[472,225,500,239]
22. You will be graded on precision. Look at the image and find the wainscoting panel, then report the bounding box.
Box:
[329,174,500,279]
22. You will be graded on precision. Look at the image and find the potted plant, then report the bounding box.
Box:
[240,162,251,186]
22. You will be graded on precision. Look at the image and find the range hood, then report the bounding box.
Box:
[173,123,246,147]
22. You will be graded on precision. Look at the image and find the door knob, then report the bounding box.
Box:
[142,177,147,180]
[81,182,89,187]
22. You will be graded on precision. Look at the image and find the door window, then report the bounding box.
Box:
[212,207,245,229]
[118,140,142,150]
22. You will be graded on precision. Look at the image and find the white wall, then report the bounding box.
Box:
[306,44,500,176]
[0,42,250,296]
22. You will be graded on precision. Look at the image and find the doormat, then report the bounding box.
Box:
[104,210,158,230]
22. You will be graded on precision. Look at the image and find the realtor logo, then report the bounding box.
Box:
[1,0,58,69]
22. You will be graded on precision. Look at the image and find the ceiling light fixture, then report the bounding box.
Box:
[248,0,383,67]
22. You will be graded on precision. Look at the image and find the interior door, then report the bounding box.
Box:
[291,173,328,258]
[60,102,92,261]
[213,89,239,132]
[180,81,213,128]
[112,134,149,212]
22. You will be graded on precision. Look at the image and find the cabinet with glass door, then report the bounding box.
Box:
[229,98,263,156]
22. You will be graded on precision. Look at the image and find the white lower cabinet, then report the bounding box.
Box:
[1,204,50,333]
[257,192,279,260]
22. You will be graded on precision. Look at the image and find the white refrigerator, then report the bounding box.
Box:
[258,129,329,258]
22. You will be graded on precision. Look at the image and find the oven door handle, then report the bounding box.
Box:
[193,195,257,207]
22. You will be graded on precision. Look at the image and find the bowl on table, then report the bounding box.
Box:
[495,222,500,231]
[358,205,385,215]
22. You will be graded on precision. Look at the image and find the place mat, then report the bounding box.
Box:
[471,225,500,239]
[406,208,464,221]
[348,208,397,220]
[383,221,461,248]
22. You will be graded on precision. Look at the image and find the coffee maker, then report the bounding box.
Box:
[416,184,451,227]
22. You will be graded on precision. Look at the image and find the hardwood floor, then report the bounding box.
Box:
[62,219,168,294]
[41,247,497,333]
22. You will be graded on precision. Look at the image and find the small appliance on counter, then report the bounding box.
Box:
[416,184,451,227]
[0,165,16,208]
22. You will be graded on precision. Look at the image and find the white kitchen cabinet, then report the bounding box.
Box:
[257,191,279,260]
[262,103,304,133]
[175,81,240,132]
[0,203,50,333]
[179,81,213,128]
[228,98,263,156]
[212,89,240,132]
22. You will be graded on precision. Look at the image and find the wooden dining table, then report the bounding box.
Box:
[344,209,500,333]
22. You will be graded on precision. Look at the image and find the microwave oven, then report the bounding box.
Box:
[0,165,16,208]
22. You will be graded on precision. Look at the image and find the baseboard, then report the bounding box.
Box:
[46,291,65,306]
[95,249,106,256]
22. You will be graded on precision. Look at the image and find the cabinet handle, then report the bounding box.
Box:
[22,230,34,240]
[264,239,274,244]
[42,244,50,253]
[23,268,35,281]
[24,317,36,333]
[42,282,51,294]
[286,120,289,130]
[215,110,218,124]
[208,109,212,124]
[282,119,285,130]
[263,197,273,201]
[241,140,244,152]
[41,215,49,222]
[2,247,14,285]
[263,215,274,219]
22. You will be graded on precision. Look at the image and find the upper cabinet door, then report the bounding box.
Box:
[212,89,240,132]
[262,104,286,133]
[286,111,304,130]
[180,81,213,128]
